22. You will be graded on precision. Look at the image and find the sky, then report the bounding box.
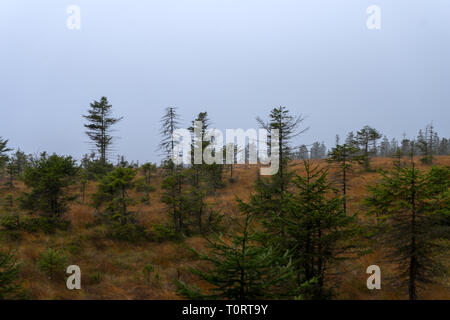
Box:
[1,0,449,163]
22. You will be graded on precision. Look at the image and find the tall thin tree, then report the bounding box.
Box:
[83,97,122,165]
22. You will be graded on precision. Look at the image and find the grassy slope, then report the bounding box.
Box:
[0,157,449,300]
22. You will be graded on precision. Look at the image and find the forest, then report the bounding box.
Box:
[0,97,449,300]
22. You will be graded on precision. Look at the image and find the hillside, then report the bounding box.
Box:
[0,156,449,300]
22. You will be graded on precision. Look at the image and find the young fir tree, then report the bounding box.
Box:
[0,251,25,299]
[0,137,12,172]
[38,248,67,280]
[5,156,19,189]
[83,96,122,166]
[355,126,381,171]
[188,111,214,188]
[256,106,306,194]
[365,161,450,300]
[92,167,145,241]
[326,144,363,214]
[159,107,181,162]
[417,123,438,165]
[141,162,157,185]
[19,153,79,232]
[175,211,293,300]
[276,161,356,299]
[159,107,188,235]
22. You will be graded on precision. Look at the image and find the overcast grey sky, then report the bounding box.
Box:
[1,0,449,163]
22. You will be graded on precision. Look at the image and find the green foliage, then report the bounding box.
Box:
[0,213,20,231]
[151,223,182,242]
[0,251,26,300]
[141,162,157,185]
[0,137,12,170]
[354,126,382,171]
[257,106,306,192]
[19,153,78,232]
[161,163,187,236]
[176,212,293,300]
[327,143,364,214]
[240,160,358,299]
[81,153,114,180]
[83,96,123,165]
[142,264,155,286]
[280,161,357,298]
[88,272,102,285]
[92,167,146,242]
[38,248,67,280]
[365,163,450,299]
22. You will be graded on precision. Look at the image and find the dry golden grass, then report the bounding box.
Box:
[0,156,449,299]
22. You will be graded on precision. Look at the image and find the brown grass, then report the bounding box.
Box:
[0,156,449,299]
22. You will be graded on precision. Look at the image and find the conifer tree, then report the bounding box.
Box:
[141,162,157,185]
[365,161,450,299]
[92,167,146,241]
[256,106,306,193]
[83,97,122,165]
[159,107,188,235]
[176,211,293,300]
[417,123,438,165]
[0,137,11,172]
[19,153,79,231]
[161,162,187,235]
[355,126,381,170]
[159,107,181,162]
[0,251,25,299]
[327,144,363,214]
[275,161,356,298]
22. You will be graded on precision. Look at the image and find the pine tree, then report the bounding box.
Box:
[83,97,122,165]
[38,248,67,280]
[176,211,293,300]
[256,106,306,194]
[0,251,25,299]
[141,162,157,185]
[159,107,181,162]
[355,126,381,170]
[92,167,146,241]
[5,150,29,188]
[327,144,363,214]
[275,161,356,298]
[298,145,309,160]
[417,123,438,164]
[19,153,79,232]
[159,107,188,235]
[380,135,390,157]
[0,137,12,172]
[365,161,450,299]
[161,162,187,236]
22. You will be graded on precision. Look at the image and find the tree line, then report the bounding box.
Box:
[0,98,449,300]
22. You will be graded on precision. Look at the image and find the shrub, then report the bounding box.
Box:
[38,248,67,280]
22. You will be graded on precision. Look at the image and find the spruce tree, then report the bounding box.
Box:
[365,161,450,299]
[19,153,79,232]
[159,107,187,235]
[276,161,356,298]
[256,106,306,193]
[0,251,25,299]
[159,107,181,162]
[83,97,122,165]
[92,167,146,241]
[355,126,381,171]
[0,137,11,172]
[176,211,293,300]
[327,144,363,214]
[161,162,187,236]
